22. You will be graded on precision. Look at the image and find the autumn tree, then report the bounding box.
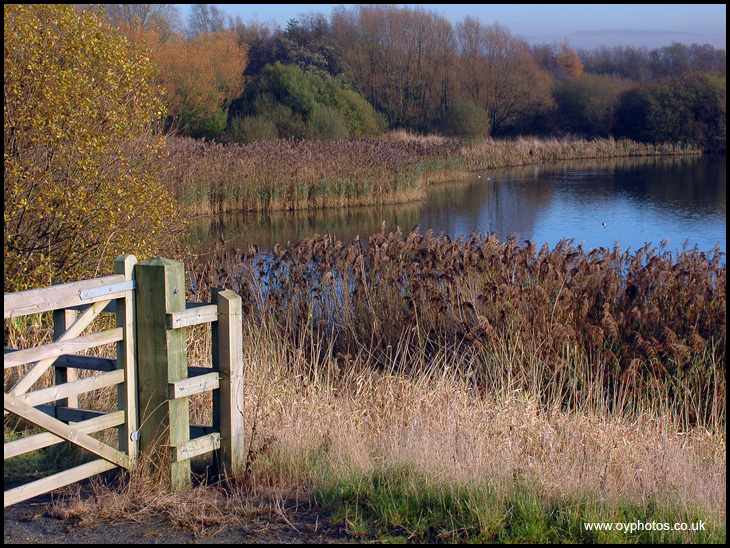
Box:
[557,40,584,78]
[331,5,455,132]
[109,5,248,140]
[455,19,553,135]
[136,29,249,139]
[533,41,586,82]
[4,4,181,290]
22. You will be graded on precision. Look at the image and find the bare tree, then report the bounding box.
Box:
[104,4,182,40]
[187,3,230,37]
[332,5,455,132]
[455,20,553,135]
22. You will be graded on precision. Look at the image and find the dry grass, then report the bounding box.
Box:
[237,350,726,519]
[5,227,725,537]
[48,449,256,539]
[160,135,703,216]
[46,315,723,536]
[384,128,451,145]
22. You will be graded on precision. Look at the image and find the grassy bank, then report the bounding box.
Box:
[178,229,725,541]
[5,229,725,542]
[161,133,704,216]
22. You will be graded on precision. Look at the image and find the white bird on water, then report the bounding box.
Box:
[602,221,607,227]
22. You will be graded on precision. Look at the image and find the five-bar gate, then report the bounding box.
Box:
[4,255,138,507]
[4,255,244,506]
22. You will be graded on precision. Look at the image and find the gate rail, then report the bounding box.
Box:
[4,255,138,507]
[4,255,244,506]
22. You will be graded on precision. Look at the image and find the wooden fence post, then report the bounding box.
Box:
[51,288,77,460]
[52,297,77,410]
[115,254,138,467]
[134,258,190,491]
[211,288,244,483]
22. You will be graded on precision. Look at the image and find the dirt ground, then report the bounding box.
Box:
[4,489,361,544]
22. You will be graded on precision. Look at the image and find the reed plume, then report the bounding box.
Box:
[188,229,725,430]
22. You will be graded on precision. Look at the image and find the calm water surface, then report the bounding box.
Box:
[191,154,726,258]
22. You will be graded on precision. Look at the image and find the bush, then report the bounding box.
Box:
[441,100,492,140]
[4,5,182,291]
[241,62,321,121]
[247,90,309,139]
[224,115,279,143]
[181,106,229,141]
[228,63,383,142]
[323,82,384,138]
[307,105,351,140]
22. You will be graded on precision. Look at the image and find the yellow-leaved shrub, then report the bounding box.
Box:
[4,4,184,291]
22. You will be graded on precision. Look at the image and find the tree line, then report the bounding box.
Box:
[3,4,725,291]
[94,4,725,151]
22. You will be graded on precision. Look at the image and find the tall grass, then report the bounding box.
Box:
[177,228,725,540]
[5,228,724,541]
[161,135,704,216]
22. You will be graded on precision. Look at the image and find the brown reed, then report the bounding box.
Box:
[188,227,726,431]
[161,135,703,216]
[184,233,726,530]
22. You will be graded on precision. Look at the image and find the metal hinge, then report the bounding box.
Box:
[80,280,136,300]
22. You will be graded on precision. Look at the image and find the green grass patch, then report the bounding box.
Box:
[313,464,725,543]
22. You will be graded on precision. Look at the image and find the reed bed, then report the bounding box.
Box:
[161,137,443,215]
[172,228,725,539]
[191,227,725,431]
[161,135,703,216]
[6,228,724,541]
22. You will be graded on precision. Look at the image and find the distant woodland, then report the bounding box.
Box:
[97,4,727,152]
[6,4,725,288]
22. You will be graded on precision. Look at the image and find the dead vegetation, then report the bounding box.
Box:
[5,227,725,537]
[191,226,726,431]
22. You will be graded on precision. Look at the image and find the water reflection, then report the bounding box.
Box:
[190,154,726,257]
[419,165,555,244]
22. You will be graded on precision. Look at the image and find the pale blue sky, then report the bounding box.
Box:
[178,3,726,49]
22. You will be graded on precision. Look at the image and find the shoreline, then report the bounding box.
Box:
[161,135,704,217]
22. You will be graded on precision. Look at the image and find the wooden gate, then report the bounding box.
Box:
[4,255,138,507]
[5,254,245,506]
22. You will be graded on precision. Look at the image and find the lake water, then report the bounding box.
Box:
[190,154,726,259]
